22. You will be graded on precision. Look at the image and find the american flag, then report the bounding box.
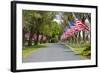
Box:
[61,19,90,40]
[75,19,89,31]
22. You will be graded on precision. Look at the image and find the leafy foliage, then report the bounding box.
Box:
[23,10,63,45]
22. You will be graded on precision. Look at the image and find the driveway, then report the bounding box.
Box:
[22,43,87,63]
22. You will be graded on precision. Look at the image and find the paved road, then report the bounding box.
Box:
[22,43,87,63]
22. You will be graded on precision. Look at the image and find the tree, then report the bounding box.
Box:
[23,10,56,46]
[23,10,42,46]
[50,21,63,42]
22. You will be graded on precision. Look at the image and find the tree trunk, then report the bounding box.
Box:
[28,27,33,46]
[34,31,39,45]
[74,33,79,44]
[78,32,81,43]
[83,31,86,42]
[74,33,77,43]
[23,28,26,46]
[40,34,43,44]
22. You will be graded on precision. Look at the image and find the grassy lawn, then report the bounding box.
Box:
[66,42,91,58]
[22,44,47,58]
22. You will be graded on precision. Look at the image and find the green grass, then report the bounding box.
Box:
[66,42,91,58]
[22,44,47,58]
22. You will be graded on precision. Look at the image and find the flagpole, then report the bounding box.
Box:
[72,12,77,20]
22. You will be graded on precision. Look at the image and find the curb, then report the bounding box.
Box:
[65,44,88,59]
[65,44,80,55]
